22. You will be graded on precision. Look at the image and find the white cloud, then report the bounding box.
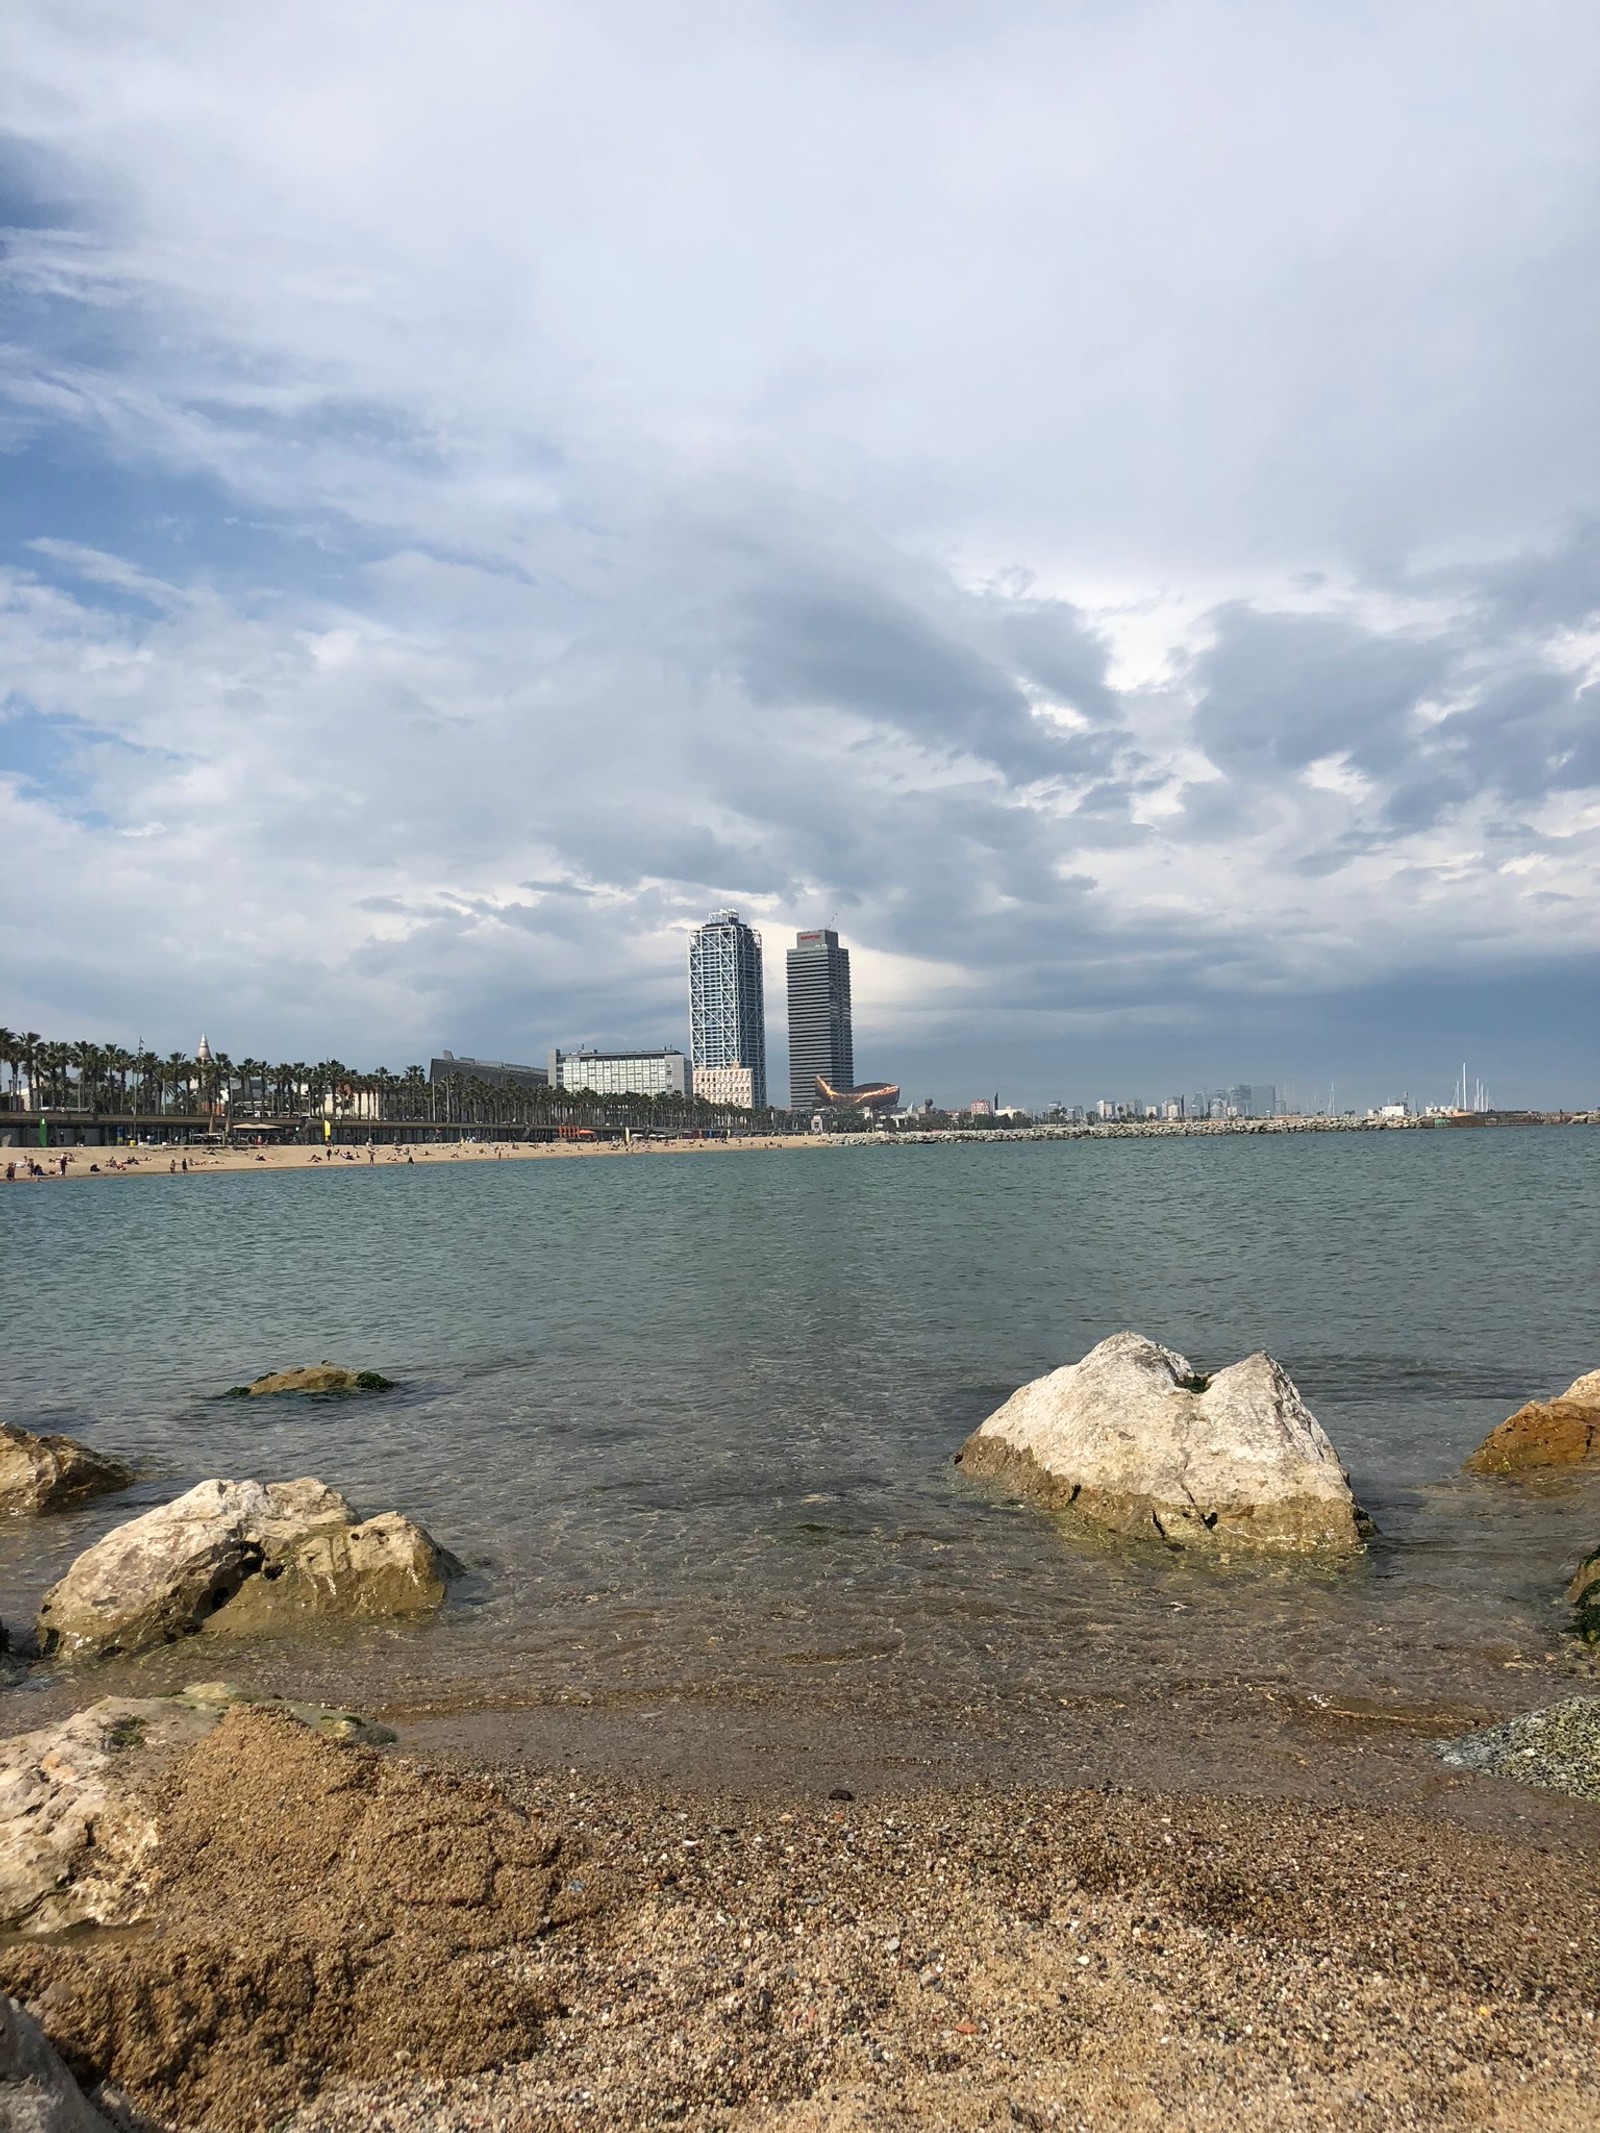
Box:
[0,1,1597,1097]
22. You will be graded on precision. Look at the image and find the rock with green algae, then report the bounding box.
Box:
[1435,1697,1600,1802]
[0,1685,396,1935]
[222,1363,393,1398]
[1566,1548,1600,1643]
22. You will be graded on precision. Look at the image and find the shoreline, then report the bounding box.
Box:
[7,1110,1595,1183]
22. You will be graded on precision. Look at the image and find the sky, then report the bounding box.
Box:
[1,1,1597,1111]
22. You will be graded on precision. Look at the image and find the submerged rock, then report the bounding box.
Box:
[1435,1698,1600,1802]
[1,1994,112,2133]
[955,1331,1368,1554]
[222,1363,393,1398]
[36,1479,457,1661]
[0,1687,395,1937]
[0,1425,132,1517]
[1463,1370,1600,1474]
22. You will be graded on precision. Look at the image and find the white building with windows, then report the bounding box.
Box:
[547,1047,690,1099]
[692,1063,756,1109]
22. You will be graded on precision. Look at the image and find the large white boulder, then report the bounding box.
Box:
[35,1479,458,1660]
[956,1331,1368,1553]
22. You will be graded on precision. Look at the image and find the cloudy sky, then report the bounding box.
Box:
[2,1,1597,1109]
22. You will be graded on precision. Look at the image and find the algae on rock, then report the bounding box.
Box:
[222,1363,393,1398]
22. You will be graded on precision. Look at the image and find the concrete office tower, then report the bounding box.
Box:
[786,928,853,1111]
[689,909,768,1110]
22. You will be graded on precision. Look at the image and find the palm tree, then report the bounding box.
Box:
[132,1049,159,1118]
[164,1052,190,1116]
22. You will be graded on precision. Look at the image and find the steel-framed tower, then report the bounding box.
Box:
[688,909,767,1109]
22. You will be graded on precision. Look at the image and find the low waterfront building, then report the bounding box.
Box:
[548,1047,690,1099]
[692,1063,757,1109]
[429,1052,549,1089]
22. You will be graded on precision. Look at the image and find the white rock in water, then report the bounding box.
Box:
[956,1331,1368,1553]
[1,1995,113,2132]
[35,1478,456,1661]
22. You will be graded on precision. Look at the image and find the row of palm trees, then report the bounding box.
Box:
[0,1027,779,1135]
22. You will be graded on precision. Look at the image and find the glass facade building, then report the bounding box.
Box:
[688,909,767,1110]
[786,928,853,1111]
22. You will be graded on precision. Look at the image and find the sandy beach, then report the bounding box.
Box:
[5,1134,825,1181]
[4,1691,1599,2133]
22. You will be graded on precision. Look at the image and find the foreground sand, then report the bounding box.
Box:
[5,1701,1598,2133]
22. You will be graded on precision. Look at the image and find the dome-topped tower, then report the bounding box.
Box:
[196,1033,213,1064]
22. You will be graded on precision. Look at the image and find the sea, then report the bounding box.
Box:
[3,1129,1599,1752]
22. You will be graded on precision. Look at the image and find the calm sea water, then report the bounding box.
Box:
[3,1131,1599,1728]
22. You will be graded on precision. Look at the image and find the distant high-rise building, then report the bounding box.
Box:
[1229,1083,1278,1118]
[786,928,853,1110]
[688,910,767,1110]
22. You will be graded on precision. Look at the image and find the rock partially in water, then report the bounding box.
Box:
[1,1994,113,2133]
[1435,1698,1600,1801]
[202,1512,463,1636]
[956,1330,1368,1554]
[0,1685,396,1936]
[36,1479,354,1660]
[1463,1369,1600,1473]
[221,1363,393,1398]
[35,1479,456,1661]
[0,1425,132,1517]
[1566,1548,1600,1644]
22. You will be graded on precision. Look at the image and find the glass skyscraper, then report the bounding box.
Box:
[688,909,767,1110]
[786,927,853,1111]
